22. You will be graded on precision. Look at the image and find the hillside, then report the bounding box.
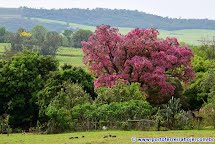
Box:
[22,7,215,30]
[0,8,21,18]
[0,18,69,32]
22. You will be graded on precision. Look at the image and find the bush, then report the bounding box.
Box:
[157,97,191,130]
[38,82,91,133]
[71,100,153,128]
[95,82,146,104]
[121,122,129,130]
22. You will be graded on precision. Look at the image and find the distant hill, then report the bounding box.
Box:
[0,8,71,32]
[21,7,215,30]
[1,7,215,32]
[0,8,21,18]
[0,17,70,32]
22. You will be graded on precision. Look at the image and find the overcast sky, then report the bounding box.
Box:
[1,0,215,20]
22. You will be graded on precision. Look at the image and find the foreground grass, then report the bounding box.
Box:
[0,130,215,144]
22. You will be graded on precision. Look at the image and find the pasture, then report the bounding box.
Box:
[0,130,215,144]
[0,43,84,67]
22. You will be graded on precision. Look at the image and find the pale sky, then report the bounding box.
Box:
[1,0,215,20]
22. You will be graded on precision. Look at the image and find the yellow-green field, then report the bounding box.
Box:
[0,130,215,144]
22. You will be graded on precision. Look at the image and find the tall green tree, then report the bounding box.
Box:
[0,51,58,129]
[184,55,212,110]
[200,63,215,128]
[40,31,62,55]
[62,30,73,47]
[39,82,91,133]
[31,25,47,44]
[72,29,92,48]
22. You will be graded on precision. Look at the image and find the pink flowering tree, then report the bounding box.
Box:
[82,25,194,104]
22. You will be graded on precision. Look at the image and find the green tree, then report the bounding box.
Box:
[9,28,26,52]
[199,37,215,60]
[0,51,58,129]
[37,65,96,121]
[40,31,62,55]
[39,82,91,133]
[62,30,73,47]
[184,55,212,110]
[0,27,6,43]
[95,82,145,104]
[72,29,92,48]
[200,62,215,128]
[31,25,47,44]
[201,62,215,98]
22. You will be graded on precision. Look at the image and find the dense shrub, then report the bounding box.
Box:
[72,100,153,125]
[95,82,145,104]
[39,82,91,133]
[156,97,191,130]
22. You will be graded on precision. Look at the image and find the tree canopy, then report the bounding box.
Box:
[0,51,58,129]
[72,29,92,48]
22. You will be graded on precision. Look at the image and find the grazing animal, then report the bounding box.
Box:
[109,134,112,137]
[103,136,108,138]
[82,136,85,138]
[75,137,79,138]
[112,135,116,138]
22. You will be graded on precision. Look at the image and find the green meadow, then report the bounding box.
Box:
[0,130,215,144]
[0,43,84,67]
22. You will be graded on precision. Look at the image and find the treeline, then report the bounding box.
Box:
[21,7,215,30]
[0,25,92,50]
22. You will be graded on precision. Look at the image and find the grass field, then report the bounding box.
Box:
[57,47,83,56]
[56,55,83,67]
[56,47,84,67]
[0,130,214,144]
[0,43,84,67]
[32,17,215,45]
